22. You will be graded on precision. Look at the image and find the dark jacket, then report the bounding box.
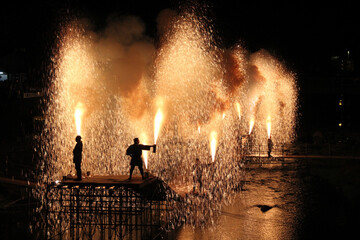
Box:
[73,141,83,163]
[126,144,151,166]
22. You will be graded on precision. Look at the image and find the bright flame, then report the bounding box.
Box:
[154,109,164,144]
[141,133,148,169]
[210,131,218,162]
[267,116,271,139]
[74,102,85,135]
[249,117,255,135]
[235,102,241,119]
[222,113,226,119]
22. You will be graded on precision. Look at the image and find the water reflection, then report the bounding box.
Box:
[173,157,360,240]
[172,159,299,239]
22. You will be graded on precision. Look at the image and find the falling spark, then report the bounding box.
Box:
[267,116,271,139]
[74,102,85,135]
[248,97,258,135]
[154,109,164,144]
[210,131,217,162]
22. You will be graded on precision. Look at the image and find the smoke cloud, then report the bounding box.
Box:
[82,15,156,119]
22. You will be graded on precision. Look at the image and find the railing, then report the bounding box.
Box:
[243,142,360,158]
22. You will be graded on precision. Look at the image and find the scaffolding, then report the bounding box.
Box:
[44,176,171,240]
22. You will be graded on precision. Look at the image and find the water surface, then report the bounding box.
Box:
[172,157,360,239]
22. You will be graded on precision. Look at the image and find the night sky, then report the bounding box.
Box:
[1,0,359,75]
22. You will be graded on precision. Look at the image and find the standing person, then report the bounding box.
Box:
[268,137,273,158]
[192,158,211,193]
[193,158,203,193]
[73,135,83,180]
[126,138,155,180]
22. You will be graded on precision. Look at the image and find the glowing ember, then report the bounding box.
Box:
[74,102,85,135]
[267,116,271,139]
[210,131,217,162]
[154,109,164,144]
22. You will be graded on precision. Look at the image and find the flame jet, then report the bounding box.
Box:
[154,109,164,144]
[267,116,271,139]
[210,131,218,162]
[141,133,149,169]
[235,102,241,120]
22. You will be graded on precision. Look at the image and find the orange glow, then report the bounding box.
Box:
[74,102,85,135]
[210,131,218,162]
[267,116,271,139]
[154,109,164,144]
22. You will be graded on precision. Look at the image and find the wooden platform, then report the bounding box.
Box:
[58,174,157,189]
[49,174,170,201]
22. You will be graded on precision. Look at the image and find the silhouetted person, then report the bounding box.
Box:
[268,137,273,157]
[192,158,211,193]
[126,138,155,180]
[73,135,83,180]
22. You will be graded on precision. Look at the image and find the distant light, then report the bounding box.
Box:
[55,180,60,184]
[339,100,342,106]
[338,123,342,127]
[0,72,7,81]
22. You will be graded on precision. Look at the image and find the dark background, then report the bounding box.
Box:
[1,0,359,69]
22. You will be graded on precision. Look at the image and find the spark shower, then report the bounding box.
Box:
[35,5,297,226]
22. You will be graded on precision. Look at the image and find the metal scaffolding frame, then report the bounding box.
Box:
[44,181,171,240]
